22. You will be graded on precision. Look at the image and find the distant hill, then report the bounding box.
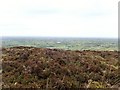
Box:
[2,46,120,89]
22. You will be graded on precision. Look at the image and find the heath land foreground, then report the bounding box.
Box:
[1,46,120,89]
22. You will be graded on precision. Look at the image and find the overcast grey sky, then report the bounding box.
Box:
[0,0,119,38]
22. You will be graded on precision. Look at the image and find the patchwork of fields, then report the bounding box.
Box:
[2,37,118,51]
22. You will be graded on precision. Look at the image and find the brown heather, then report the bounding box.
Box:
[1,46,120,89]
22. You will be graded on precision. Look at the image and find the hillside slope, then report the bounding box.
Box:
[2,46,120,89]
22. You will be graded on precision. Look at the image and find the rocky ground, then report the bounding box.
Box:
[1,46,120,89]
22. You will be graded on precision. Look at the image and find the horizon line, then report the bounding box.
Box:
[1,36,118,39]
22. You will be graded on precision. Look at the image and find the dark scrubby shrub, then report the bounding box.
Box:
[105,71,119,85]
[88,65,101,73]
[2,64,13,72]
[99,63,107,70]
[18,51,29,61]
[16,74,24,84]
[41,69,51,79]
[101,54,106,58]
[90,73,102,81]
[75,73,88,83]
[58,59,66,66]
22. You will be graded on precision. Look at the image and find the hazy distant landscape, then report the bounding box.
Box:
[2,37,118,51]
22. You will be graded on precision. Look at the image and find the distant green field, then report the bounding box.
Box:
[2,37,118,51]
